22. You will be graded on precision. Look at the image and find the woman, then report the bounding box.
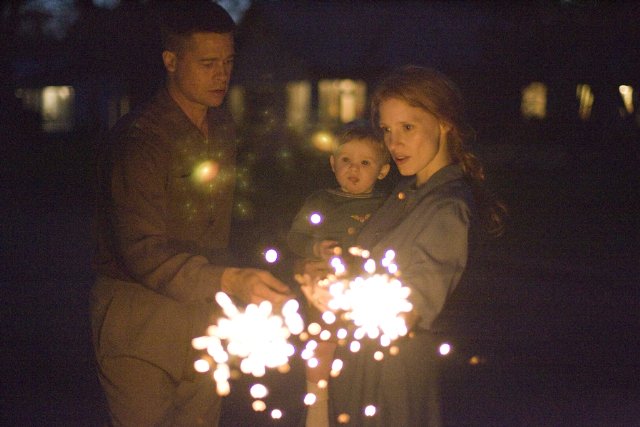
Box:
[328,66,505,426]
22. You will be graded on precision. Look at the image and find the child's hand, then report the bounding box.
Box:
[298,277,332,313]
[313,240,340,260]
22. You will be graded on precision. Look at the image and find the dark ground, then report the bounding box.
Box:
[1,118,639,426]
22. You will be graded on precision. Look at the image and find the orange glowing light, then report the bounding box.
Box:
[193,160,219,184]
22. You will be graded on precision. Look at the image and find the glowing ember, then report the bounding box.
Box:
[337,413,351,424]
[438,343,452,356]
[310,212,323,225]
[250,383,268,399]
[304,393,317,406]
[264,248,279,263]
[252,400,267,412]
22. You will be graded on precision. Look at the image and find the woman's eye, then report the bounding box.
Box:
[362,160,371,166]
[403,124,413,131]
[380,127,390,133]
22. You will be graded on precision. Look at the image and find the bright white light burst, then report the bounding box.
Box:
[192,293,303,396]
[326,267,412,346]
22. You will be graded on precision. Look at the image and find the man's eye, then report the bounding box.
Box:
[403,124,413,131]
[380,127,390,133]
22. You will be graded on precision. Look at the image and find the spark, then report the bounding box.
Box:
[192,293,304,396]
[252,400,267,412]
[250,384,268,399]
[304,393,317,406]
[438,343,452,356]
[310,212,323,225]
[337,413,351,424]
[327,272,412,346]
[364,405,377,417]
[264,248,279,263]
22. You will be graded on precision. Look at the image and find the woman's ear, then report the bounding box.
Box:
[439,121,452,134]
[329,155,336,173]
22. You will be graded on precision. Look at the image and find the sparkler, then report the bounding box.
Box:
[192,292,304,397]
[311,247,414,350]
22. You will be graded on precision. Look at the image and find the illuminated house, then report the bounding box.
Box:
[8,1,638,140]
[228,1,638,148]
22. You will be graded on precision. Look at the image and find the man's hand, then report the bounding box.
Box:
[221,267,293,309]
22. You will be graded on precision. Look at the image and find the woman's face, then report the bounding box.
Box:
[378,97,451,186]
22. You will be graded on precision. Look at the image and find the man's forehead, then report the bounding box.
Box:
[183,31,234,53]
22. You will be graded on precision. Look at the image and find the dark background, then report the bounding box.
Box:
[1,1,639,426]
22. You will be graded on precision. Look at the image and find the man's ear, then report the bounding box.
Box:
[162,50,177,73]
[378,163,391,180]
[329,155,336,173]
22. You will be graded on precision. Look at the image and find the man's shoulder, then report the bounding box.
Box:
[109,93,163,138]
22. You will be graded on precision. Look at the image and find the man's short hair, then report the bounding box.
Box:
[159,1,236,53]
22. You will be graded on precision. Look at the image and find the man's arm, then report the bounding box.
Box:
[108,133,291,306]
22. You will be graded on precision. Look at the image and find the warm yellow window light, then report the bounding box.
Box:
[577,84,594,121]
[318,79,367,125]
[286,80,311,133]
[521,82,547,119]
[619,85,634,115]
[42,86,75,132]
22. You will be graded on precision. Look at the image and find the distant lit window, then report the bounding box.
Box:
[41,86,75,132]
[318,79,367,125]
[521,82,547,119]
[229,85,246,125]
[619,85,634,116]
[286,81,312,134]
[576,84,594,121]
[15,86,75,132]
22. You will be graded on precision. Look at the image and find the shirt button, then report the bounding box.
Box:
[398,192,405,200]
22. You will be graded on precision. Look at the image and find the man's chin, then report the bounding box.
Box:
[206,93,226,107]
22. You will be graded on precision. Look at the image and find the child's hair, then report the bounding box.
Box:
[335,125,391,165]
[370,65,506,236]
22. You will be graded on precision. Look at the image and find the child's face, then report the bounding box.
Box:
[330,138,390,194]
[378,97,451,186]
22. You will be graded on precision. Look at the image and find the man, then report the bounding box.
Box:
[91,2,292,425]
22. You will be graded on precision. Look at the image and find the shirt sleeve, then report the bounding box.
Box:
[402,199,470,330]
[109,133,225,303]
